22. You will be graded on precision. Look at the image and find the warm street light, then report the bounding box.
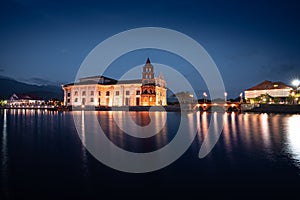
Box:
[203,92,207,103]
[292,79,300,87]
[224,92,227,102]
[240,92,243,102]
[292,79,300,95]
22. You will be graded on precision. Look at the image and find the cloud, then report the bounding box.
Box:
[26,77,60,86]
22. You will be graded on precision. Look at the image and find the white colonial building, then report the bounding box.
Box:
[244,80,293,104]
[62,58,167,107]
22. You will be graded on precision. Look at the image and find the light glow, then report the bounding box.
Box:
[292,79,300,87]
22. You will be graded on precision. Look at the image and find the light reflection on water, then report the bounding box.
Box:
[70,110,300,170]
[0,109,300,197]
[75,111,171,153]
[1,109,8,199]
[286,115,300,168]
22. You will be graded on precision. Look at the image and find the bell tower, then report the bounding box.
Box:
[141,58,156,106]
[142,58,155,85]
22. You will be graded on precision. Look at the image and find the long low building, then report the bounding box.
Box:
[244,80,293,104]
[8,93,45,106]
[62,58,167,107]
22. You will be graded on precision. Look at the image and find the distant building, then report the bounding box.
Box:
[8,93,45,106]
[62,58,167,107]
[244,80,293,104]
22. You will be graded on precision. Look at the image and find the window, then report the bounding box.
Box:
[136,90,140,95]
[67,99,70,103]
[115,91,119,96]
[82,91,86,96]
[82,98,85,105]
[67,92,71,97]
[90,91,94,96]
[106,91,110,96]
[90,98,94,102]
[126,91,130,95]
[75,98,78,102]
[98,91,101,96]
[74,91,78,96]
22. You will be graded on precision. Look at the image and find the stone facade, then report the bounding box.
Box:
[62,58,167,107]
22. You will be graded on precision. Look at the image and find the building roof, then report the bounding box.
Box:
[146,57,151,64]
[79,75,117,82]
[116,79,142,84]
[62,79,142,87]
[245,80,292,91]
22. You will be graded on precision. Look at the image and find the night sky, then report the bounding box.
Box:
[1,0,300,98]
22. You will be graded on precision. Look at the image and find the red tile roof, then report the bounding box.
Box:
[245,80,292,91]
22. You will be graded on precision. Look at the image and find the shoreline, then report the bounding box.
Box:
[1,104,300,114]
[242,104,300,114]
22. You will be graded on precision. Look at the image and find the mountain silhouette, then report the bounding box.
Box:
[0,76,63,100]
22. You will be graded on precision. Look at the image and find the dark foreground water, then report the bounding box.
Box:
[0,109,300,199]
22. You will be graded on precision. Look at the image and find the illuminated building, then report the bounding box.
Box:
[244,80,293,104]
[8,93,45,106]
[62,58,167,107]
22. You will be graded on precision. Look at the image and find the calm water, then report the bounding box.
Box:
[0,109,300,199]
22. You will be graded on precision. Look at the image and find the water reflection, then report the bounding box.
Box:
[80,111,89,178]
[74,111,170,153]
[1,109,8,198]
[260,114,271,149]
[2,110,300,176]
[286,115,300,167]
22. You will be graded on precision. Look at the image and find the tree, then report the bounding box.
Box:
[0,100,5,107]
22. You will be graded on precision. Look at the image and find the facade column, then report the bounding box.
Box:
[63,88,67,106]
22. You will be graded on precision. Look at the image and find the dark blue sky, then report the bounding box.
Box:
[1,0,300,97]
